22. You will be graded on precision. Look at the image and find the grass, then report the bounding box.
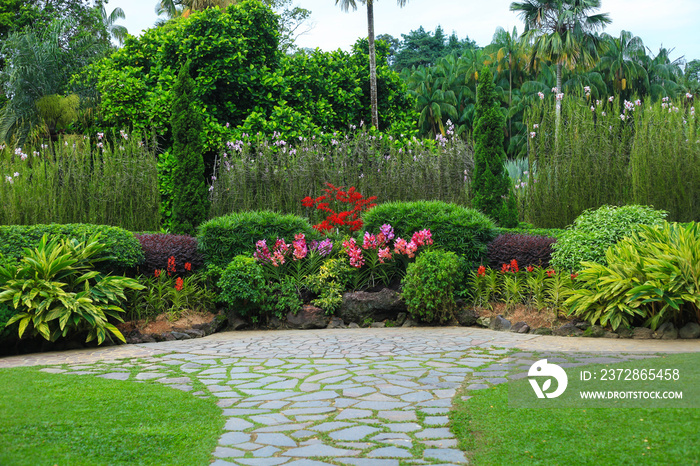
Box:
[0,366,224,466]
[450,352,700,465]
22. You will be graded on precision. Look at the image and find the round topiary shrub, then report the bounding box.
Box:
[401,249,463,324]
[362,201,497,264]
[198,211,317,268]
[550,204,668,271]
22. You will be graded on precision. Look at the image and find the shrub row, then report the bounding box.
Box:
[487,233,557,269]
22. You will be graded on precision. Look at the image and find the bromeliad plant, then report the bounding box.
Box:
[302,183,377,235]
[0,234,144,344]
[565,222,700,330]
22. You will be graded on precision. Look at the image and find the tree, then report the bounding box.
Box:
[471,67,517,227]
[0,18,108,143]
[335,0,410,129]
[98,0,128,45]
[511,0,611,125]
[170,61,208,236]
[393,26,445,72]
[596,30,647,98]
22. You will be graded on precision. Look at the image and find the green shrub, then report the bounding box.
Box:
[495,226,566,239]
[198,211,316,268]
[305,258,354,314]
[551,205,667,271]
[401,249,463,323]
[0,223,144,273]
[362,201,497,264]
[0,235,144,344]
[565,222,700,330]
[217,255,302,322]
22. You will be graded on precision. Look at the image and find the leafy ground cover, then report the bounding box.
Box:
[0,366,224,465]
[450,352,700,465]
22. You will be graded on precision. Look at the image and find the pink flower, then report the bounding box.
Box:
[362,232,379,250]
[411,229,433,247]
[292,233,308,260]
[378,247,392,263]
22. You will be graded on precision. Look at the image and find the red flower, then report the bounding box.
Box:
[167,256,176,276]
[477,265,486,276]
[571,273,578,279]
[526,265,534,273]
[175,277,184,291]
[154,269,161,278]
[301,196,315,207]
[184,262,192,272]
[546,269,556,277]
[510,259,519,273]
[501,263,510,273]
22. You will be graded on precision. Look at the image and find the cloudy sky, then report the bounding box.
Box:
[109,0,700,63]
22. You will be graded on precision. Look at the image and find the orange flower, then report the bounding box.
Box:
[184,262,192,272]
[477,265,486,276]
[175,277,184,291]
[154,269,161,278]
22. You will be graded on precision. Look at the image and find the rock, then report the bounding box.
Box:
[371,322,386,328]
[161,332,176,341]
[575,321,591,330]
[395,312,407,327]
[476,317,491,328]
[182,328,205,338]
[603,331,620,338]
[554,322,583,337]
[348,322,361,329]
[653,322,678,340]
[616,327,634,339]
[489,315,512,331]
[402,319,418,328]
[287,305,330,330]
[679,322,700,339]
[511,321,530,333]
[532,328,553,335]
[632,327,654,339]
[268,316,287,330]
[583,325,606,338]
[140,334,156,343]
[326,316,346,329]
[171,331,191,340]
[456,307,479,326]
[229,316,248,331]
[338,288,407,325]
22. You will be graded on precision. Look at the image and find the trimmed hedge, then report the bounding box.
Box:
[362,201,497,264]
[198,211,317,268]
[487,233,557,269]
[551,205,668,271]
[0,224,143,273]
[134,234,203,276]
[495,226,566,239]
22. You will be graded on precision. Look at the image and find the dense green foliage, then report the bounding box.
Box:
[198,211,315,268]
[170,61,208,235]
[550,205,668,271]
[402,249,462,323]
[392,26,477,72]
[566,222,700,330]
[210,130,473,222]
[525,97,698,228]
[0,135,160,231]
[471,67,518,227]
[0,366,224,465]
[362,201,497,264]
[0,235,144,344]
[0,223,144,273]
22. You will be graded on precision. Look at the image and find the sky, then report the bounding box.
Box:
[109,0,700,63]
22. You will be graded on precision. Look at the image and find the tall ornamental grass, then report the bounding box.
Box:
[0,133,160,231]
[524,94,698,228]
[208,129,474,223]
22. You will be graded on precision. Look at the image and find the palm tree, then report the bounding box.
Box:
[99,1,128,45]
[510,0,611,124]
[336,0,409,129]
[155,0,236,20]
[596,30,648,99]
[407,67,457,137]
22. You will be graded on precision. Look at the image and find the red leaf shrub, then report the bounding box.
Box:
[135,234,203,275]
[487,233,556,269]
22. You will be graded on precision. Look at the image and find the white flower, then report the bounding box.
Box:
[530,131,536,138]
[13,172,19,177]
[538,92,544,100]
[686,93,693,99]
[608,96,614,102]
[533,124,539,129]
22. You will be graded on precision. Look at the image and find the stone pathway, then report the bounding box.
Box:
[2,327,698,466]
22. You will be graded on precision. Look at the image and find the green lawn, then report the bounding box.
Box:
[0,366,224,466]
[450,353,700,465]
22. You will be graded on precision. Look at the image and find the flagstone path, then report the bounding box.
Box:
[1,327,698,466]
